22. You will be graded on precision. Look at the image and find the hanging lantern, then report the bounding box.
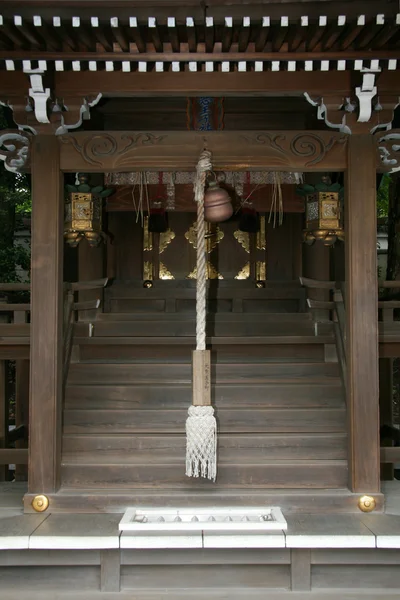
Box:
[64,174,114,247]
[296,177,344,247]
[204,175,233,223]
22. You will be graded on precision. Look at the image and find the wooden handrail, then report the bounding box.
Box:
[67,277,109,291]
[0,304,31,311]
[380,447,400,463]
[0,448,28,465]
[0,283,30,291]
[299,277,337,290]
[379,280,400,289]
[300,279,347,393]
[306,299,335,310]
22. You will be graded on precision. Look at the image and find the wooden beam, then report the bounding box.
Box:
[2,49,400,62]
[52,70,356,98]
[345,134,379,493]
[29,134,63,495]
[58,130,348,173]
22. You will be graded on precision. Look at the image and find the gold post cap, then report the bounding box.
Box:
[32,495,49,512]
[358,495,376,512]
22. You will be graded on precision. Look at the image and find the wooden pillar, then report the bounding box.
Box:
[29,135,63,494]
[345,134,379,493]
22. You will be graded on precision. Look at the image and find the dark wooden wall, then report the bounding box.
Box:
[91,96,316,131]
[108,212,302,283]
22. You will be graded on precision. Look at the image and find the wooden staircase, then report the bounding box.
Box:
[57,308,351,511]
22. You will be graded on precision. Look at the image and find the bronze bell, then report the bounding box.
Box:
[204,180,233,223]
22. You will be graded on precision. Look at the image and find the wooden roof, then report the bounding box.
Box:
[0,2,399,74]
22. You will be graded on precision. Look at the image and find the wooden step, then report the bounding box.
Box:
[63,407,346,434]
[97,312,312,322]
[65,382,344,409]
[78,341,328,363]
[62,433,347,461]
[67,362,341,385]
[76,321,332,337]
[61,459,348,488]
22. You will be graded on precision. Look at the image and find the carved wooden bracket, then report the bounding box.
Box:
[376,130,400,172]
[0,72,102,135]
[0,129,31,172]
[305,91,400,135]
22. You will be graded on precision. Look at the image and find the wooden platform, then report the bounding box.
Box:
[1,482,400,599]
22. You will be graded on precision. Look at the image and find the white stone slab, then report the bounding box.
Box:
[360,514,400,549]
[29,514,121,549]
[121,531,202,549]
[203,530,285,549]
[120,506,287,532]
[0,514,48,550]
[285,515,375,548]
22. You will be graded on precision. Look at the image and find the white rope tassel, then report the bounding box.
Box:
[186,405,217,481]
[185,148,217,482]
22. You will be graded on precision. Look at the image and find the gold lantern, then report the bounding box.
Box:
[64,174,114,247]
[297,177,344,246]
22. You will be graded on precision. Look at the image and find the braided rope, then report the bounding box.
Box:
[194,150,212,350]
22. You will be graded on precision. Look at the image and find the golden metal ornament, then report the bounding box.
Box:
[358,495,376,513]
[185,222,224,254]
[234,230,250,253]
[143,280,153,288]
[159,262,175,280]
[256,215,266,251]
[235,262,250,280]
[159,229,176,254]
[256,261,266,281]
[143,216,153,251]
[32,495,49,512]
[143,260,153,281]
[187,262,223,280]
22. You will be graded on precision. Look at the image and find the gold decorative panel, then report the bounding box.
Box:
[185,222,224,254]
[143,216,153,251]
[159,263,174,280]
[187,263,223,280]
[256,261,266,281]
[234,230,250,253]
[235,262,250,280]
[256,215,266,251]
[143,260,153,281]
[159,229,175,254]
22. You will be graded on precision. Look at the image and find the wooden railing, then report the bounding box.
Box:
[299,277,347,392]
[0,278,108,473]
[62,278,108,390]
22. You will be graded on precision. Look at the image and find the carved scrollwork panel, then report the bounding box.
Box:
[59,131,348,173]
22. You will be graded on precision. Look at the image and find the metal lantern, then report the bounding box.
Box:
[297,178,344,247]
[64,174,114,247]
[204,177,233,223]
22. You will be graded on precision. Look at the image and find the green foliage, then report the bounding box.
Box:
[377,173,390,219]
[0,106,31,283]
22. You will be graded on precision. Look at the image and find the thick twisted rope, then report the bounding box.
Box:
[194,149,212,350]
[185,148,217,482]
